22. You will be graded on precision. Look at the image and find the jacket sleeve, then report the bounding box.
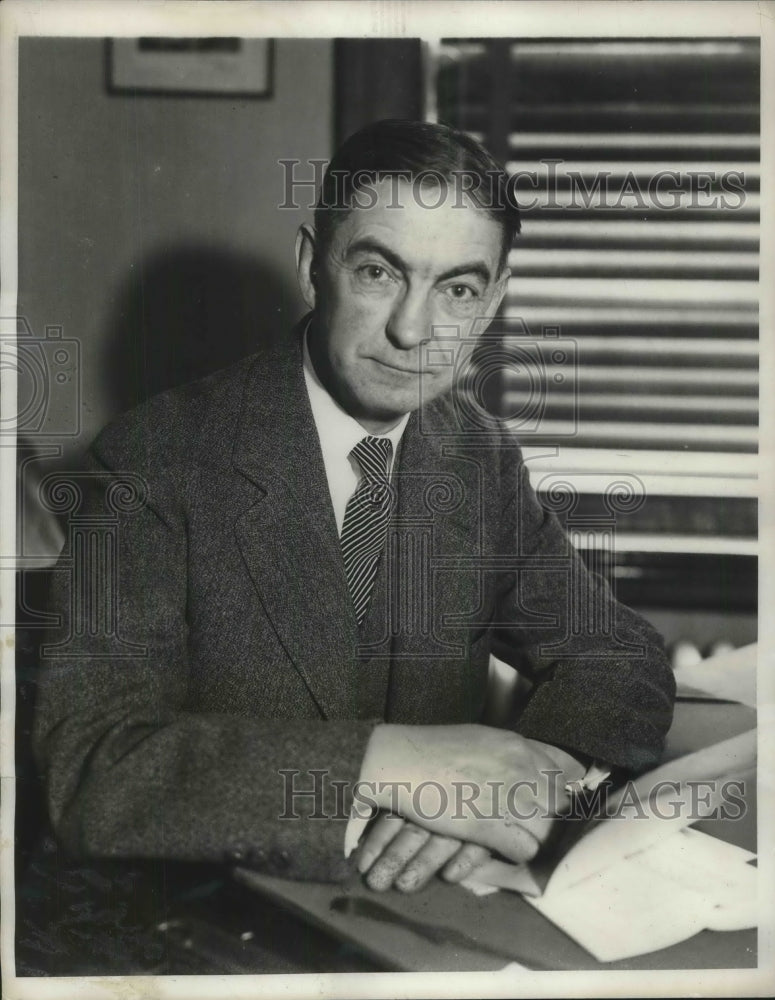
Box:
[32,408,374,883]
[490,441,676,773]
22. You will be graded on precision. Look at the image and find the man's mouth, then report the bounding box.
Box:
[372,357,432,376]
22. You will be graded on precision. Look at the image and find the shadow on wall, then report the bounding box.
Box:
[104,243,301,413]
[15,245,300,565]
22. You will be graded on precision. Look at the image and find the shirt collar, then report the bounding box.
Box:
[302,323,410,471]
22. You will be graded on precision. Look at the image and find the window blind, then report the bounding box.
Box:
[430,38,759,477]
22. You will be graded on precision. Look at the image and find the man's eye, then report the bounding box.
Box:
[445,284,478,302]
[357,264,392,283]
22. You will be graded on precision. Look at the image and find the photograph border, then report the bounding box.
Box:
[1,2,772,998]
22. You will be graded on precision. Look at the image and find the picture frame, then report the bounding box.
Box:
[108,37,273,97]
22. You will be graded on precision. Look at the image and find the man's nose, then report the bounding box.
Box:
[385,288,430,350]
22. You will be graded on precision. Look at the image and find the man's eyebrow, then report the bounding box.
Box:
[436,261,492,285]
[345,238,492,285]
[344,238,407,275]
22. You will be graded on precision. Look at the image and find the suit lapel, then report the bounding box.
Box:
[231,330,359,720]
[229,332,490,724]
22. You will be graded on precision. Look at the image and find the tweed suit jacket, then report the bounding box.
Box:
[34,327,675,882]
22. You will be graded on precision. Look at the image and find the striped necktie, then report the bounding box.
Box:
[341,436,395,625]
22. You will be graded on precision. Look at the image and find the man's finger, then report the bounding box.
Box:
[480,767,568,860]
[490,816,543,864]
[441,843,491,883]
[365,824,431,891]
[357,813,405,874]
[393,834,462,893]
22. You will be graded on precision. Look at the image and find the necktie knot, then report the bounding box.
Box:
[351,435,392,484]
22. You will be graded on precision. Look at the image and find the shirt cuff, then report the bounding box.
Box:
[564,760,612,795]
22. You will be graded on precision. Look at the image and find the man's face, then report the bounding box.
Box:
[298,177,510,434]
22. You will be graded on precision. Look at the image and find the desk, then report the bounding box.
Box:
[233,698,757,973]
[14,699,756,976]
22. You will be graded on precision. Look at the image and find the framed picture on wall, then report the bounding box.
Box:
[109,37,273,96]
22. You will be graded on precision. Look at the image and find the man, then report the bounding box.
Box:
[34,120,675,898]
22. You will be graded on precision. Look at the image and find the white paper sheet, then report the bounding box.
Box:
[526,828,756,962]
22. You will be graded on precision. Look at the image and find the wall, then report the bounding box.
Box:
[17,37,333,467]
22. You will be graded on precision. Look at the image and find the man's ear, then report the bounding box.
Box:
[295,223,318,310]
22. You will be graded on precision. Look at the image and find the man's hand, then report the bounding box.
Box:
[356,724,586,867]
[356,813,491,892]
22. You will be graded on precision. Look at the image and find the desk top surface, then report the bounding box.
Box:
[14,698,757,976]
[235,698,758,973]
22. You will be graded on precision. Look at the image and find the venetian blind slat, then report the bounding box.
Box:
[435,36,760,455]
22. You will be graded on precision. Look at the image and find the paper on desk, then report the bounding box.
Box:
[547,728,756,895]
[526,827,757,962]
[673,642,756,707]
[461,829,757,962]
[460,728,758,960]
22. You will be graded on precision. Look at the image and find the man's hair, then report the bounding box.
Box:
[314,119,521,268]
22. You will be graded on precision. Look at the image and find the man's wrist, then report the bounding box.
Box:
[530,739,587,781]
[525,739,611,795]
